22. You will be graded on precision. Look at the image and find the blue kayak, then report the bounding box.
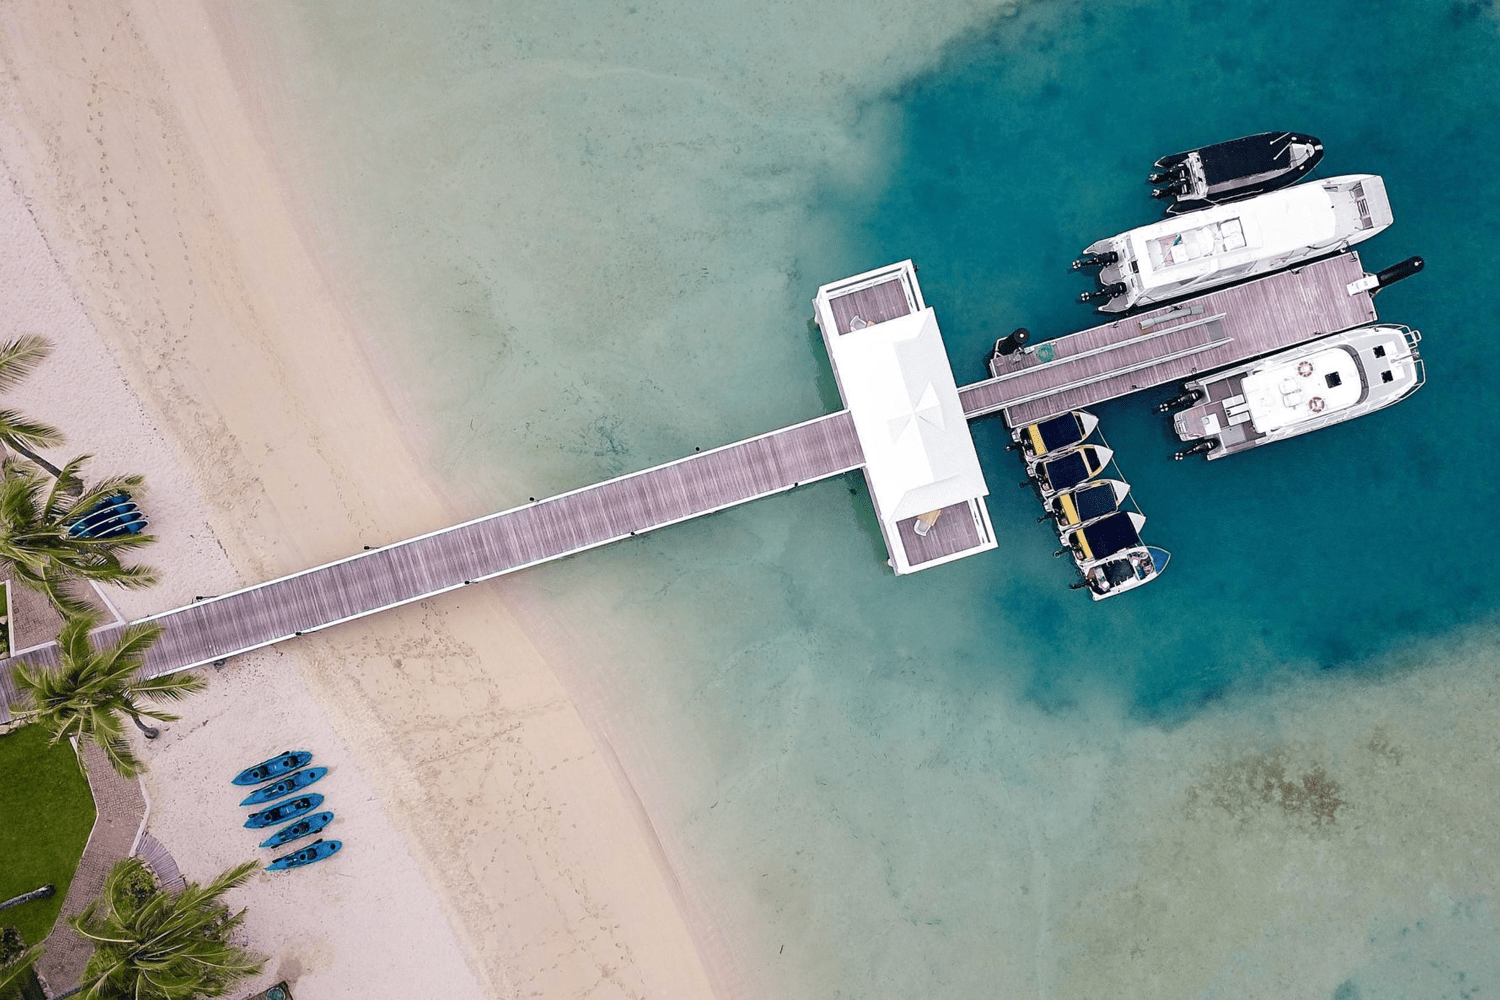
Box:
[267,839,341,871]
[233,751,313,786]
[239,767,328,806]
[258,811,334,849]
[244,794,324,829]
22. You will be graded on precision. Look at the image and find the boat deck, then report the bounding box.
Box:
[957,252,1378,426]
[0,411,863,719]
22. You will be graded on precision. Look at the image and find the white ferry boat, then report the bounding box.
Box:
[1168,323,1424,460]
[1073,174,1393,313]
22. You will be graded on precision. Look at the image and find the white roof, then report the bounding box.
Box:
[1243,346,1361,431]
[825,307,988,522]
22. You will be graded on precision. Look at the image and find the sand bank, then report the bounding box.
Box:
[0,2,718,996]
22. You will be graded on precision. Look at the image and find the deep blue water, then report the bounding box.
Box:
[806,0,1500,720]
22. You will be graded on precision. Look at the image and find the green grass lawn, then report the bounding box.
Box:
[0,724,96,946]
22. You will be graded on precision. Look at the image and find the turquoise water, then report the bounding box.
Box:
[229,0,1500,996]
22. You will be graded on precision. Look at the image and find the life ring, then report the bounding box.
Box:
[1297,360,1314,377]
[1308,396,1325,413]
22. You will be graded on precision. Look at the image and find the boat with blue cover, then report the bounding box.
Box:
[1039,479,1130,534]
[233,751,313,786]
[1010,410,1099,461]
[1058,511,1170,600]
[1026,444,1113,501]
[259,811,335,849]
[239,767,328,806]
[245,794,324,829]
[267,839,342,871]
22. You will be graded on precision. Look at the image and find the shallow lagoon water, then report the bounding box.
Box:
[228,0,1500,995]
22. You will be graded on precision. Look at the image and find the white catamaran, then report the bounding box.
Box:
[1167,323,1425,460]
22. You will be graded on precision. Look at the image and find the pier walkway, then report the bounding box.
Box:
[957,252,1377,426]
[0,411,862,718]
[0,252,1390,707]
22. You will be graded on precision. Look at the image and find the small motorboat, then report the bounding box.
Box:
[259,811,335,849]
[1039,478,1131,534]
[1010,410,1099,461]
[245,794,324,830]
[267,839,342,872]
[1060,511,1147,564]
[1027,445,1113,501]
[233,751,313,787]
[1075,545,1172,600]
[1059,511,1170,600]
[1149,132,1324,215]
[239,767,328,806]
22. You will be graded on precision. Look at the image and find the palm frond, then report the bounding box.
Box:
[0,334,53,391]
[0,407,65,452]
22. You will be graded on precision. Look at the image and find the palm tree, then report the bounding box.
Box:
[0,927,45,1000]
[0,335,65,476]
[8,610,203,777]
[71,858,263,1000]
[0,455,157,616]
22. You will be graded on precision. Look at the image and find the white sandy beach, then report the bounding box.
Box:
[0,1,721,996]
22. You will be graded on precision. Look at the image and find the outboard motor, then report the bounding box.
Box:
[1070,250,1119,271]
[1079,282,1127,304]
[1154,388,1202,414]
[1374,255,1424,292]
[1148,170,1170,184]
[1150,187,1173,200]
[994,327,1031,356]
[1174,439,1218,460]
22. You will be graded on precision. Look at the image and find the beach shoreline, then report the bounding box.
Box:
[0,1,725,996]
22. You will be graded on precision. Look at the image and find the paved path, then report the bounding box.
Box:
[34,743,145,997]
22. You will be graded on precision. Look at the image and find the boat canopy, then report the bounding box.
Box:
[1080,512,1142,560]
[1029,412,1086,454]
[1072,482,1121,522]
[1042,451,1091,492]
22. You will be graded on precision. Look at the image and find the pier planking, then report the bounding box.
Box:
[0,411,863,720]
[958,252,1378,426]
[0,253,1392,711]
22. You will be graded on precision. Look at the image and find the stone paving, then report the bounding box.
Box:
[34,742,145,997]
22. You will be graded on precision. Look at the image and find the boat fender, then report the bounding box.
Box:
[995,327,1031,356]
[1297,360,1314,377]
[1373,255,1425,291]
[1308,397,1326,413]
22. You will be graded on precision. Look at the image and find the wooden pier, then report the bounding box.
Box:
[957,252,1378,426]
[0,412,862,720]
[0,252,1397,714]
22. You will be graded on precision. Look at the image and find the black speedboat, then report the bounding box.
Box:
[1149,131,1323,215]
